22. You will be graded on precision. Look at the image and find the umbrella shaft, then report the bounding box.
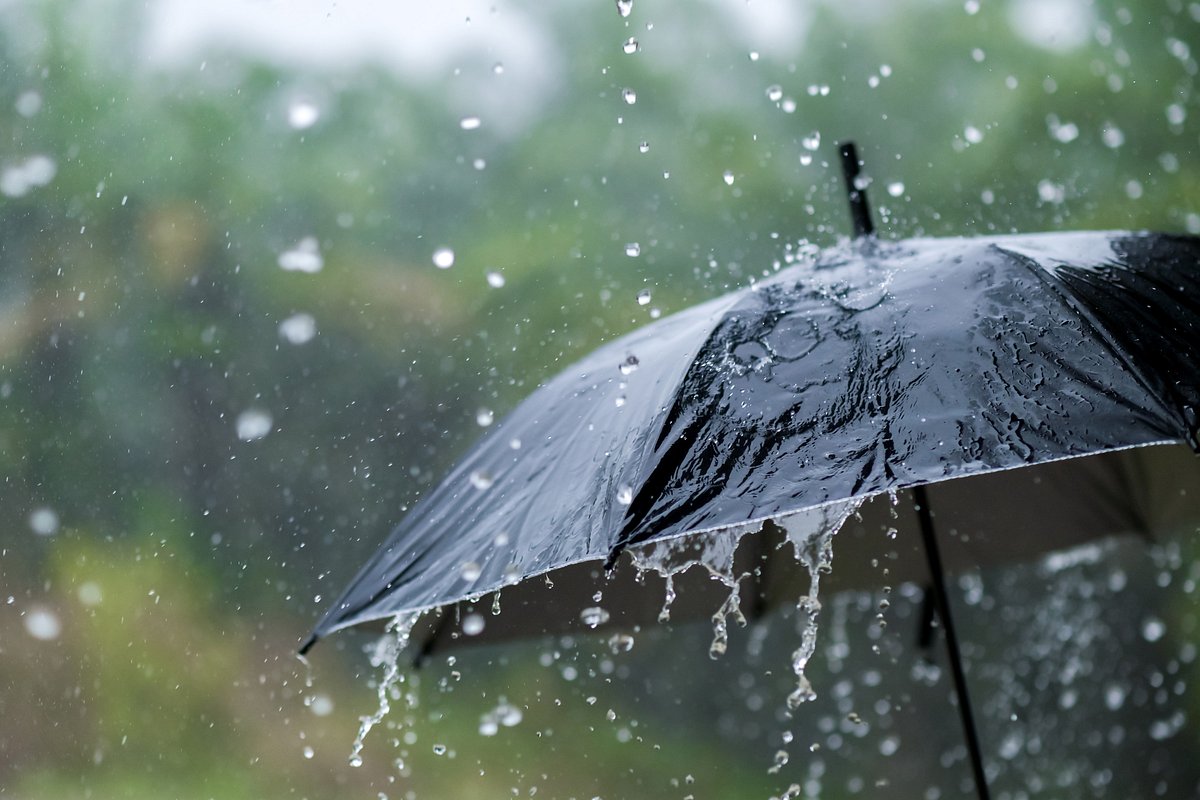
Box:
[914,485,992,800]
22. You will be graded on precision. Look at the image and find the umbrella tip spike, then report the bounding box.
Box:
[298,633,318,655]
[837,141,875,239]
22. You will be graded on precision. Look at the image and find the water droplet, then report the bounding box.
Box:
[622,37,639,54]
[608,633,635,653]
[77,582,102,606]
[476,408,494,427]
[638,141,650,154]
[615,0,633,17]
[236,409,273,442]
[432,744,447,756]
[15,90,42,118]
[802,131,821,151]
[722,170,735,185]
[486,270,506,288]
[766,84,783,102]
[624,242,641,257]
[287,101,320,130]
[767,750,789,774]
[29,507,59,536]
[308,694,334,716]
[508,438,521,450]
[492,62,504,74]
[24,606,61,640]
[799,153,813,166]
[622,88,637,105]
[277,237,323,273]
[619,355,639,375]
[580,607,611,629]
[636,289,651,306]
[886,182,905,198]
[461,562,482,582]
[278,313,317,344]
[1142,616,1166,642]
[459,116,482,130]
[1101,123,1125,149]
[349,754,363,767]
[616,484,634,505]
[432,247,455,269]
[1037,179,1065,204]
[462,613,486,636]
[614,395,627,408]
[749,51,760,62]
[964,125,984,144]
[302,745,315,759]
[469,470,494,490]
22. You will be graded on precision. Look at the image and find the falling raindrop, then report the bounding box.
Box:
[887,182,905,197]
[723,170,735,185]
[0,155,56,198]
[1101,123,1125,149]
[28,507,59,536]
[24,607,61,640]
[432,744,447,756]
[278,313,317,344]
[15,90,41,117]
[622,88,637,105]
[278,237,323,273]
[459,116,482,130]
[492,62,504,75]
[749,51,760,61]
[486,270,506,288]
[462,613,486,636]
[619,355,639,375]
[615,0,632,17]
[624,242,641,257]
[236,409,273,442]
[476,408,494,427]
[608,633,635,653]
[636,289,651,306]
[622,37,639,54]
[802,132,821,150]
[638,141,650,153]
[432,248,455,269]
[302,746,315,759]
[580,607,611,629]
[766,84,783,102]
[964,125,984,144]
[1142,616,1166,642]
[287,101,320,130]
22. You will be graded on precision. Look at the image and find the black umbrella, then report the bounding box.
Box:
[303,143,1200,799]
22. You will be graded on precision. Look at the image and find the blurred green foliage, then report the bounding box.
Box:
[0,0,1197,797]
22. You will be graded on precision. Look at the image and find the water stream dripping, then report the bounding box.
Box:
[778,500,862,710]
[348,610,424,767]
[629,522,756,655]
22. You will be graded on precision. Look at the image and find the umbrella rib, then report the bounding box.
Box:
[914,485,992,800]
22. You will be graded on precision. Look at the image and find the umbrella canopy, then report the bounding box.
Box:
[304,227,1200,649]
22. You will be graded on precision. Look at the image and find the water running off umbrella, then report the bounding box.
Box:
[345,499,866,786]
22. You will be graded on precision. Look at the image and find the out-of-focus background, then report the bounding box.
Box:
[1,0,1198,797]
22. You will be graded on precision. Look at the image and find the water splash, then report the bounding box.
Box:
[348,611,424,767]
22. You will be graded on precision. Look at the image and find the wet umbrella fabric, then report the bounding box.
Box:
[305,228,1200,649]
